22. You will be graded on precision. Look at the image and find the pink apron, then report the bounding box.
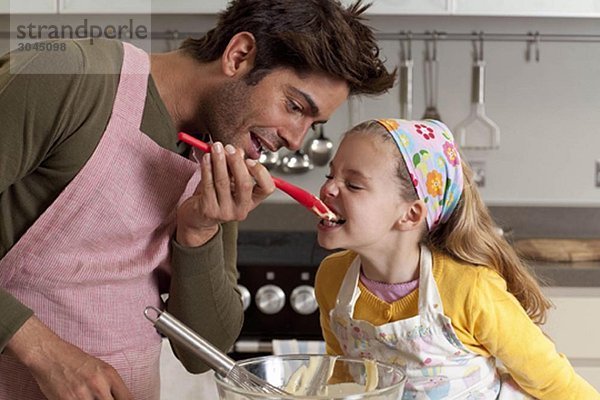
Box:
[0,42,201,399]
[330,245,534,399]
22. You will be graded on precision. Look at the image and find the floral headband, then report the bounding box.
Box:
[376,119,464,230]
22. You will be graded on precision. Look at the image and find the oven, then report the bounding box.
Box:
[231,231,333,359]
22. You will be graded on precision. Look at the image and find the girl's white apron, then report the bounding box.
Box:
[330,246,533,399]
[0,42,201,400]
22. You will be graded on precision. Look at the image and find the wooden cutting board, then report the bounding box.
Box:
[514,239,600,262]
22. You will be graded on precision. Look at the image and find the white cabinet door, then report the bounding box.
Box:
[543,287,600,391]
[341,0,449,15]
[59,0,227,14]
[0,0,57,14]
[151,0,227,14]
[59,0,150,13]
[453,0,600,17]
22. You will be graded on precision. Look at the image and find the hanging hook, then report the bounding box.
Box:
[471,31,485,62]
[404,31,413,61]
[534,31,541,62]
[525,31,541,62]
[432,31,438,62]
[478,31,485,61]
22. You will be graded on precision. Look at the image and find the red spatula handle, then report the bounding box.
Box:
[178,132,337,221]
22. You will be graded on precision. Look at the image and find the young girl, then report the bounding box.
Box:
[314,119,599,399]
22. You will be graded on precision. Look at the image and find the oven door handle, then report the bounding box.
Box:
[234,340,274,354]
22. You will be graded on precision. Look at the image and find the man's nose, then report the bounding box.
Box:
[280,122,313,151]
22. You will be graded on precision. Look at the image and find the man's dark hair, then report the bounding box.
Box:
[179,0,396,95]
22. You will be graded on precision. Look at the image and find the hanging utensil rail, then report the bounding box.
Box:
[5,30,600,43]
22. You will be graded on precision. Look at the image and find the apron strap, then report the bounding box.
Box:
[417,244,445,315]
[335,246,446,317]
[335,255,362,316]
[111,42,151,130]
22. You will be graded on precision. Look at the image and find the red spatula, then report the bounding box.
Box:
[178,132,337,221]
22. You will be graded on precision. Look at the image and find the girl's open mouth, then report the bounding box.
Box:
[319,218,346,227]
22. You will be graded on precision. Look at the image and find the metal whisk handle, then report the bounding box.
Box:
[144,306,235,377]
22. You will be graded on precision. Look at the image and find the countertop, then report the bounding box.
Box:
[237,230,600,288]
[528,260,600,287]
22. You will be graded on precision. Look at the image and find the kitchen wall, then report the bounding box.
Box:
[1,13,599,208]
[150,13,600,207]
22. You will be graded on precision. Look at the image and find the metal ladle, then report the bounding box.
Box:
[280,150,313,174]
[258,150,280,170]
[304,124,333,167]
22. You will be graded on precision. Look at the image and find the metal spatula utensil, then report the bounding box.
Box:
[144,307,290,396]
[454,33,500,150]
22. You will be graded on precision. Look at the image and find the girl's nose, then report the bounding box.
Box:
[320,178,339,198]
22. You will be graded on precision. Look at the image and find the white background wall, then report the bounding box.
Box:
[152,14,600,207]
[2,13,600,206]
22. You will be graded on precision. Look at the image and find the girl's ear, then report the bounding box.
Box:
[396,200,427,231]
[221,32,257,77]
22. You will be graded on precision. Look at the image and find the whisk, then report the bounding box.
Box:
[144,306,290,396]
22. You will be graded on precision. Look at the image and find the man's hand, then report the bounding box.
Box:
[176,142,275,247]
[6,316,134,400]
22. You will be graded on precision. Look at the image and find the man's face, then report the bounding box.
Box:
[201,68,349,159]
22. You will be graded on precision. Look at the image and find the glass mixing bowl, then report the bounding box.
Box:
[214,354,406,399]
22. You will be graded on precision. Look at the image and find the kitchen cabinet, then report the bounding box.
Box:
[453,0,600,17]
[543,287,600,391]
[59,0,226,14]
[59,0,150,14]
[340,0,449,15]
[14,0,600,16]
[0,0,57,14]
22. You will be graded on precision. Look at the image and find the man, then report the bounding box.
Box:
[0,0,395,399]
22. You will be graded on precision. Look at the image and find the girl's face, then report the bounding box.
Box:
[317,132,409,251]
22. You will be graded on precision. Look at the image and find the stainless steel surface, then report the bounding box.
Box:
[238,285,251,311]
[144,306,235,376]
[454,35,501,150]
[304,125,333,167]
[255,284,286,315]
[280,150,313,174]
[290,285,318,315]
[258,150,280,170]
[144,306,289,395]
[399,34,413,119]
[422,34,442,121]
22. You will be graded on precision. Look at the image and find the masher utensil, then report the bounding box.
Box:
[144,306,290,396]
[454,33,500,150]
[178,132,337,221]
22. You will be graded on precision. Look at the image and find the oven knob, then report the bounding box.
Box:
[238,285,251,311]
[290,285,318,315]
[255,285,286,315]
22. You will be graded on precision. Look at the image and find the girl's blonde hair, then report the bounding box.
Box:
[347,121,552,324]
